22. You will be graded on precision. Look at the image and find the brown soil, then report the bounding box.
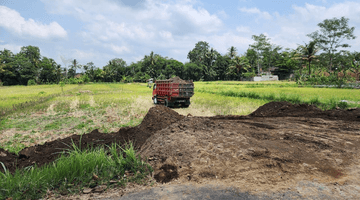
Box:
[1,102,360,198]
[0,105,184,173]
[166,76,190,84]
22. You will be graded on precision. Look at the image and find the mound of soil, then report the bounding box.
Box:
[250,101,360,121]
[0,105,184,174]
[1,101,360,198]
[166,76,189,84]
[139,102,360,196]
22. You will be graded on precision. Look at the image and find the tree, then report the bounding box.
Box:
[227,56,251,80]
[20,45,41,67]
[14,53,36,85]
[307,17,356,70]
[144,51,159,78]
[39,57,58,83]
[0,49,18,85]
[249,34,271,74]
[18,46,41,84]
[187,41,210,66]
[227,46,237,59]
[183,63,203,81]
[68,59,80,78]
[83,62,97,82]
[263,44,282,70]
[164,59,184,78]
[273,49,299,80]
[297,40,319,75]
[213,54,230,80]
[350,51,360,81]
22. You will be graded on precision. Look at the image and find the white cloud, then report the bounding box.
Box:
[236,26,251,33]
[0,6,67,40]
[38,0,224,63]
[217,10,229,19]
[239,7,272,20]
[107,44,131,54]
[269,2,360,51]
[70,49,96,61]
[0,43,22,53]
[34,0,360,67]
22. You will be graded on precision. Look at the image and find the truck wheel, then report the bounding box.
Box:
[183,104,189,108]
[164,99,169,107]
[153,97,157,104]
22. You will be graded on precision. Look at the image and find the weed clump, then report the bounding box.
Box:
[0,141,152,200]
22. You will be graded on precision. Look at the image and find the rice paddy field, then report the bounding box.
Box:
[0,81,359,154]
[196,81,360,109]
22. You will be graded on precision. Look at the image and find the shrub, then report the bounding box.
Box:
[27,79,36,86]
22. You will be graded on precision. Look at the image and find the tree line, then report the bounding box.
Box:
[1,16,359,86]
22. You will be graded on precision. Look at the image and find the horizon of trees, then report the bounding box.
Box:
[1,16,359,86]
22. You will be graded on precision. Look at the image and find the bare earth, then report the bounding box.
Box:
[1,102,360,199]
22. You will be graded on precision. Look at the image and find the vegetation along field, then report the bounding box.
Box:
[1,81,360,199]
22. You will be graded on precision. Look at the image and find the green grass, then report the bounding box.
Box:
[188,92,268,116]
[195,81,360,110]
[0,83,154,153]
[0,84,78,109]
[0,141,153,200]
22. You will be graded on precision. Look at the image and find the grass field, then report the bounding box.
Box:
[196,81,360,109]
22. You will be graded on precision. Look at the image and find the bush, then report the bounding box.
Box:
[27,79,36,86]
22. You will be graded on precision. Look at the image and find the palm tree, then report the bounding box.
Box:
[144,51,159,78]
[299,40,318,75]
[227,46,237,59]
[205,48,217,67]
[227,56,250,79]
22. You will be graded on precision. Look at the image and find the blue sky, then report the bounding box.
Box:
[0,0,359,68]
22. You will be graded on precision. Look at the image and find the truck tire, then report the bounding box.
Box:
[153,97,157,104]
[164,99,169,107]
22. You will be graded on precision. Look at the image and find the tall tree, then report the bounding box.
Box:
[350,51,360,81]
[19,45,41,83]
[249,34,271,74]
[0,49,17,85]
[187,41,210,66]
[214,54,230,80]
[227,46,237,59]
[39,57,58,83]
[227,56,251,80]
[298,40,319,75]
[144,51,159,78]
[307,17,356,70]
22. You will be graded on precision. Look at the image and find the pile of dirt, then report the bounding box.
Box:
[250,101,360,121]
[0,105,183,174]
[1,101,360,198]
[139,102,360,195]
[166,76,189,84]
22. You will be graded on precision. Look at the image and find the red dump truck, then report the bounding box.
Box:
[152,77,194,107]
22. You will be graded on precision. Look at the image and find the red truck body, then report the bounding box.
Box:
[152,78,194,107]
